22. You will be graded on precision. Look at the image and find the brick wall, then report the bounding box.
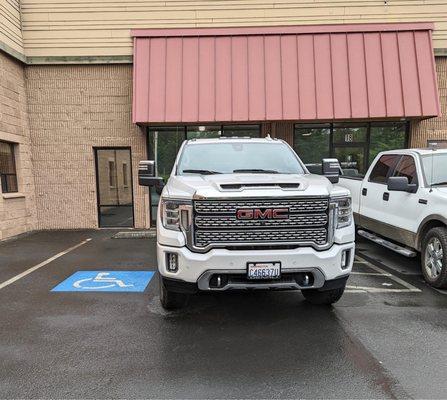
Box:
[25,64,149,230]
[0,51,37,240]
[410,57,447,147]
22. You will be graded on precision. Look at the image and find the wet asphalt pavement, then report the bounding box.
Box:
[0,230,446,399]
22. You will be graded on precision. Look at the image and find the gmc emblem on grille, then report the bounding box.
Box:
[236,208,289,220]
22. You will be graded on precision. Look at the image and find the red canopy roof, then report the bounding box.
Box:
[132,23,439,124]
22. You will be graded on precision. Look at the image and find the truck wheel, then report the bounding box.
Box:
[301,287,345,305]
[421,227,447,288]
[159,275,189,310]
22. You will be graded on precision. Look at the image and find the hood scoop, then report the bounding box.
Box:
[220,182,300,191]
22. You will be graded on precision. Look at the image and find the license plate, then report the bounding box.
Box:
[247,262,281,280]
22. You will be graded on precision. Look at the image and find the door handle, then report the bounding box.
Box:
[383,192,390,201]
[362,188,367,196]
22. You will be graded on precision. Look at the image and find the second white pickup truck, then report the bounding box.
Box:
[339,148,447,288]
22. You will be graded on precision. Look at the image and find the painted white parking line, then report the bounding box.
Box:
[346,285,421,293]
[0,238,92,291]
[352,255,422,293]
[351,272,392,277]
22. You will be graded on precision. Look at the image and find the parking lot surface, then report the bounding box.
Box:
[0,231,446,398]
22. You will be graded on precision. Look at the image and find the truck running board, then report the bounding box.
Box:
[357,230,417,258]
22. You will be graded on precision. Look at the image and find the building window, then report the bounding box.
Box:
[108,160,116,188]
[293,124,331,174]
[122,163,128,188]
[293,122,408,176]
[0,141,18,193]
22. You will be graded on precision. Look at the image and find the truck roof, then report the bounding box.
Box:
[186,136,279,145]
[380,148,447,156]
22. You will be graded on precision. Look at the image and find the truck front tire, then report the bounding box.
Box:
[421,227,447,288]
[159,275,189,310]
[301,286,345,305]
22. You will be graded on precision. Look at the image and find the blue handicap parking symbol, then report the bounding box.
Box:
[52,271,155,292]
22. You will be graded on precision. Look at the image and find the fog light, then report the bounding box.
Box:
[166,253,178,272]
[341,250,350,270]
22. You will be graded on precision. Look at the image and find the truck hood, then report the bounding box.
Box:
[162,173,349,199]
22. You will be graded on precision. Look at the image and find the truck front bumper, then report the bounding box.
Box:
[157,242,355,292]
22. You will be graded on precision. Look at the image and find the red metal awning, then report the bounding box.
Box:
[131,23,440,124]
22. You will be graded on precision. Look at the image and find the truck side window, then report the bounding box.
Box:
[368,154,399,184]
[392,155,418,185]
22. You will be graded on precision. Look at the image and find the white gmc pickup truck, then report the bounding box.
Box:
[139,137,355,310]
[339,148,447,288]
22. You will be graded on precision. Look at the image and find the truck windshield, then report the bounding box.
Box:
[177,142,305,175]
[422,153,447,186]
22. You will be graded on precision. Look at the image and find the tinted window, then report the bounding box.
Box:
[369,155,399,184]
[422,153,447,185]
[178,142,305,175]
[393,155,418,185]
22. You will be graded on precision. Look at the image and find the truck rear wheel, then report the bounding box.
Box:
[159,275,189,310]
[301,286,345,305]
[421,227,447,288]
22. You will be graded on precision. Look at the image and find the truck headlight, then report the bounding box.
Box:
[160,198,192,231]
[331,196,352,229]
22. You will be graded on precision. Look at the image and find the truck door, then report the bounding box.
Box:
[380,155,422,246]
[359,154,400,239]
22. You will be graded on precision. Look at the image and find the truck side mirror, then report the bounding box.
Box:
[387,176,417,193]
[322,158,341,184]
[138,160,163,187]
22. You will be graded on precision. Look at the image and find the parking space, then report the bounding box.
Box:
[0,231,446,398]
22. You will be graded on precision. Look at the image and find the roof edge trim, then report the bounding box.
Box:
[131,22,434,38]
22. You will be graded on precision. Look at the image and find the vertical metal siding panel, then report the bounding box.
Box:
[414,31,439,117]
[215,37,232,122]
[314,34,333,119]
[148,38,166,122]
[198,37,215,122]
[398,32,422,117]
[347,33,369,118]
[297,35,316,120]
[247,36,266,121]
[134,38,150,123]
[331,34,351,119]
[381,32,404,117]
[280,35,299,120]
[231,36,249,121]
[182,37,199,122]
[264,35,283,120]
[364,33,386,117]
[165,38,183,122]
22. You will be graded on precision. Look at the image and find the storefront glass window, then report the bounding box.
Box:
[187,125,221,139]
[293,124,331,174]
[333,124,367,144]
[222,125,260,137]
[294,122,408,176]
[369,122,407,164]
[148,126,185,180]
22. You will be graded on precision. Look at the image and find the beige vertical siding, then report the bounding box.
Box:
[25,64,149,230]
[20,0,447,58]
[411,57,447,147]
[0,51,36,240]
[0,0,24,57]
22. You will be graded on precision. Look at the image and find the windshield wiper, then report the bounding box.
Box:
[431,181,447,186]
[182,169,222,175]
[233,168,279,174]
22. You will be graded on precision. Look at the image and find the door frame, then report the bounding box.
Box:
[94,146,135,228]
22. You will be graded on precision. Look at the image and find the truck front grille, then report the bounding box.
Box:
[193,197,330,249]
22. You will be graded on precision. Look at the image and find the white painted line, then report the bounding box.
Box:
[351,271,392,277]
[0,238,92,290]
[357,256,422,292]
[347,285,420,293]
